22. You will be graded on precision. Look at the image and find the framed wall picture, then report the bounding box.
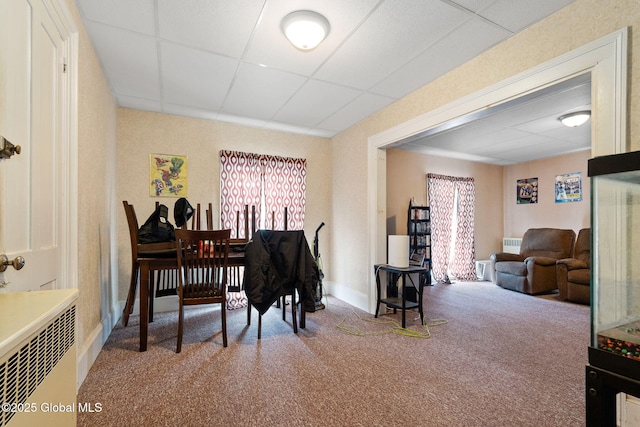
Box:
[517,177,538,204]
[555,172,582,203]
[149,153,188,197]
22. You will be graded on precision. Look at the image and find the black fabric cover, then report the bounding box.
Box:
[173,197,194,228]
[243,230,319,315]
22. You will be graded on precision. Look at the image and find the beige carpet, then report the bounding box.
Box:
[78,281,589,426]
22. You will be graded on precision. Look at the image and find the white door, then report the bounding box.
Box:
[0,0,67,292]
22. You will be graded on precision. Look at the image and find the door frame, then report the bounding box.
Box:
[44,0,78,290]
[367,28,628,314]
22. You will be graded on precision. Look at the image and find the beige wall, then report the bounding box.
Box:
[331,0,640,310]
[504,150,591,238]
[116,109,332,300]
[63,0,118,372]
[386,148,503,260]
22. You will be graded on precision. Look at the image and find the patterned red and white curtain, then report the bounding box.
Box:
[427,174,455,281]
[451,177,476,280]
[219,151,262,239]
[220,151,306,237]
[262,154,306,231]
[427,174,477,281]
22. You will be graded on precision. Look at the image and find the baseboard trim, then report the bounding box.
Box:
[76,321,104,390]
[77,302,122,389]
[323,280,369,313]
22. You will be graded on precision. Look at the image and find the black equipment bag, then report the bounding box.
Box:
[138,204,175,243]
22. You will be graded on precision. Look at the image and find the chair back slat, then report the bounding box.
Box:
[176,229,231,302]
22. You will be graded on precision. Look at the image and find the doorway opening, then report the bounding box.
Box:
[368,29,627,314]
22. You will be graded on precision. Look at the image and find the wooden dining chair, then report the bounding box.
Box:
[122,201,176,327]
[175,228,231,352]
[207,202,250,313]
[244,230,313,339]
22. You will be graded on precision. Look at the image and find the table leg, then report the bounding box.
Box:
[419,271,425,325]
[374,268,381,318]
[401,273,406,328]
[139,261,149,352]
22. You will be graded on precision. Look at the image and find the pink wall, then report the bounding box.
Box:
[503,150,591,238]
[386,148,591,260]
[386,148,504,259]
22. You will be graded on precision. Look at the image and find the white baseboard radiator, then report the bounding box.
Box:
[0,297,77,427]
[502,237,523,254]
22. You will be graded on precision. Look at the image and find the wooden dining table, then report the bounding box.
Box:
[137,244,245,352]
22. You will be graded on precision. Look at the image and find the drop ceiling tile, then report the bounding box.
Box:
[315,0,472,90]
[78,0,585,149]
[273,80,362,127]
[117,96,162,113]
[76,0,156,35]
[433,127,527,152]
[371,16,510,98]
[262,120,316,136]
[216,112,269,129]
[449,0,498,13]
[161,42,239,110]
[407,145,498,164]
[460,131,530,154]
[157,0,264,57]
[163,103,220,122]
[478,0,576,33]
[502,89,588,125]
[476,137,534,156]
[85,23,161,100]
[452,119,506,136]
[498,139,579,161]
[511,115,564,134]
[412,119,507,148]
[243,0,379,76]
[317,93,395,132]
[542,124,591,146]
[222,63,307,120]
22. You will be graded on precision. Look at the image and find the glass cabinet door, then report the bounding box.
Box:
[589,151,640,364]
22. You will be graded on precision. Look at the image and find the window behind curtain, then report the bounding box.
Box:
[220,150,306,238]
[427,173,477,281]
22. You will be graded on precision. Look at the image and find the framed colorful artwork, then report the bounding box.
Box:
[149,153,188,197]
[517,177,538,204]
[555,172,582,203]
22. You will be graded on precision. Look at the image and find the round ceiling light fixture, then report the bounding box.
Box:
[281,10,330,51]
[558,110,591,127]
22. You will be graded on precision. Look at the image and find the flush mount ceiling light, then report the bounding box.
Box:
[558,110,591,127]
[281,10,330,51]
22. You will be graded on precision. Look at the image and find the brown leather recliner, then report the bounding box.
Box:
[490,228,576,295]
[556,228,590,304]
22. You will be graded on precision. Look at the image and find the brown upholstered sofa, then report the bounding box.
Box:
[490,228,576,295]
[556,228,590,304]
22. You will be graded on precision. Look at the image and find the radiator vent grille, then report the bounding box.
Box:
[502,237,523,254]
[0,305,75,426]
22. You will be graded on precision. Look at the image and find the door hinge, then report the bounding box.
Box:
[63,62,67,73]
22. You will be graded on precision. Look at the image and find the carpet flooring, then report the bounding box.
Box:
[77,281,590,426]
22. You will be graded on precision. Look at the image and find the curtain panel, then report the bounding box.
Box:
[427,173,477,282]
[220,151,262,239]
[220,150,306,238]
[262,154,306,231]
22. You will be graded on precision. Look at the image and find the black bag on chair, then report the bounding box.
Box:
[174,197,194,228]
[138,204,175,243]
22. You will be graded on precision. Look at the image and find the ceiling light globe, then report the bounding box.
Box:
[282,10,330,51]
[559,111,591,127]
